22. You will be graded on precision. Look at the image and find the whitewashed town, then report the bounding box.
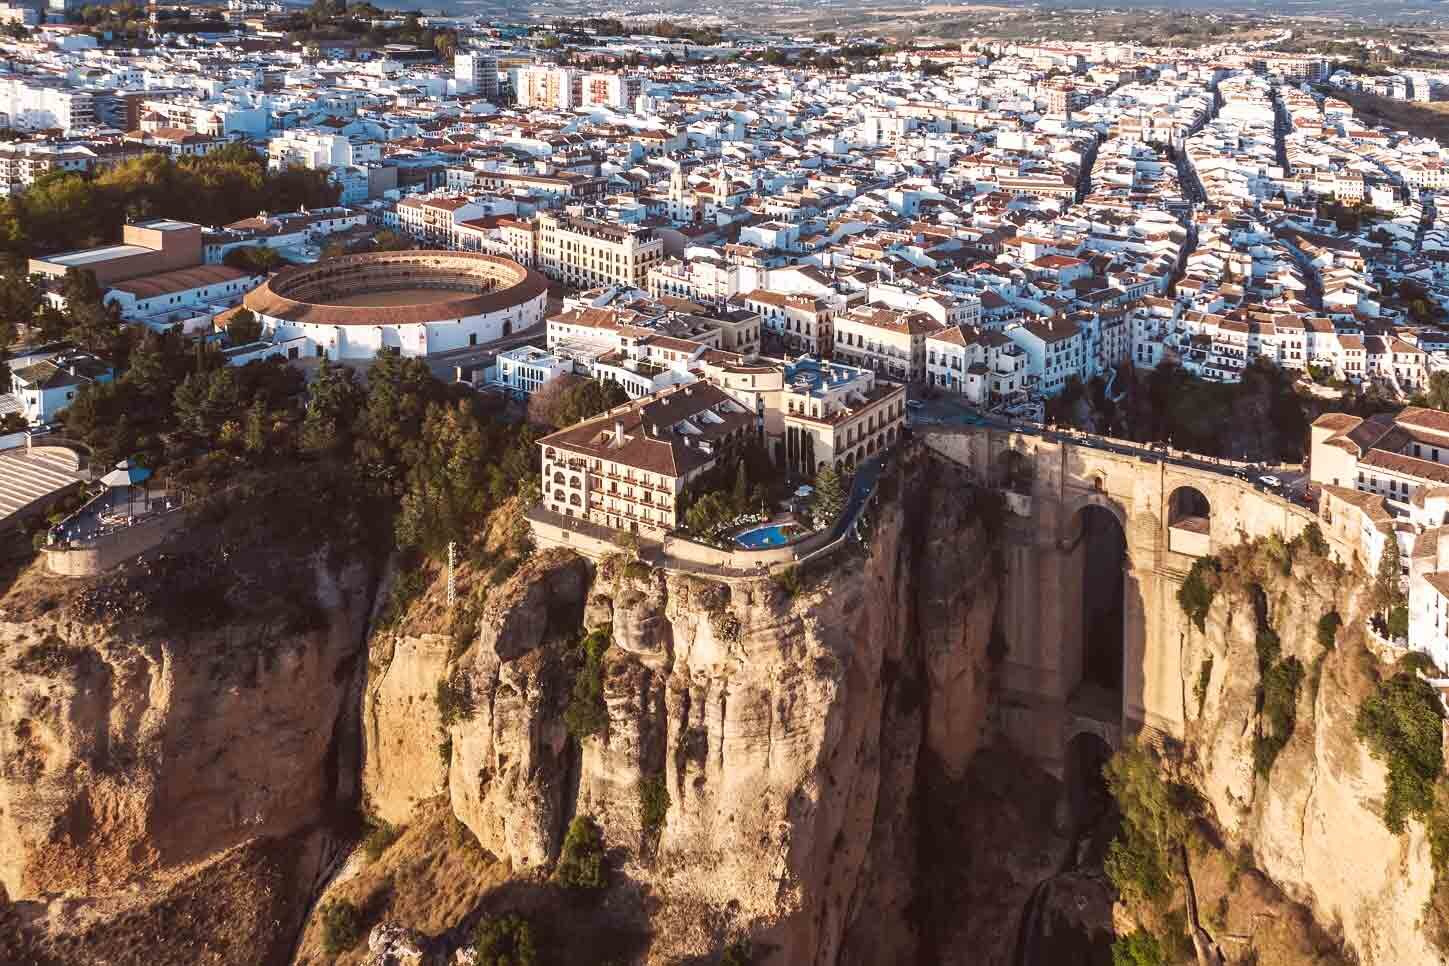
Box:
[18,5,1449,962]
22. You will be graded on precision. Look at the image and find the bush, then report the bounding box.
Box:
[1104,742,1199,909]
[320,899,363,954]
[1177,556,1220,632]
[554,815,607,889]
[709,609,742,643]
[383,566,429,626]
[438,733,452,768]
[1317,610,1341,650]
[1389,603,1409,640]
[639,774,669,837]
[362,816,400,863]
[489,554,522,586]
[436,672,475,727]
[473,913,538,966]
[1111,930,1165,966]
[565,629,611,739]
[624,560,652,581]
[720,939,753,966]
[1302,521,1329,557]
[1356,672,1446,832]
[1254,656,1303,776]
[772,565,803,597]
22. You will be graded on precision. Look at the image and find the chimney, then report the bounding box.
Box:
[614,420,625,446]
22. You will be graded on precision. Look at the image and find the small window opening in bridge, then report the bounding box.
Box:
[1167,486,1212,557]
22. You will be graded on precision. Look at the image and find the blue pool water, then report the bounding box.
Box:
[735,524,793,548]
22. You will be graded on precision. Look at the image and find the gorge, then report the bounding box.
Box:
[0,428,1439,966]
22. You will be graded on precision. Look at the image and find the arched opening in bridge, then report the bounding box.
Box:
[1167,485,1211,530]
[1167,485,1213,557]
[1068,504,1127,720]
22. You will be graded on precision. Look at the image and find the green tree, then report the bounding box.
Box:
[1103,741,1199,907]
[565,628,610,739]
[354,350,443,475]
[0,270,40,340]
[809,465,847,528]
[320,899,363,954]
[1357,672,1446,832]
[1376,535,1406,620]
[554,815,607,889]
[301,356,363,454]
[1421,371,1449,412]
[721,939,753,966]
[732,459,749,511]
[226,308,263,346]
[473,914,537,966]
[1111,930,1165,966]
[393,400,492,554]
[243,397,268,457]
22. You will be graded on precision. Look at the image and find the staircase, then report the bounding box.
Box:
[0,445,86,524]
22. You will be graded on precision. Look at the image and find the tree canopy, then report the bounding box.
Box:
[0,147,338,259]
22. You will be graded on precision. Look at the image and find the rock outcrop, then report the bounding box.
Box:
[0,547,376,964]
[361,449,1003,964]
[1170,538,1438,965]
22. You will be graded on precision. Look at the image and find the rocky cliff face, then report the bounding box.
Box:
[357,447,1009,964]
[10,443,1443,966]
[1176,540,1440,965]
[0,547,377,964]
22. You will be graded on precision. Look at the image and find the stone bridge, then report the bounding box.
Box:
[922,425,1319,778]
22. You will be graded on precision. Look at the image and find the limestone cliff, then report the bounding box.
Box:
[353,447,1010,964]
[0,545,377,965]
[1154,537,1440,965]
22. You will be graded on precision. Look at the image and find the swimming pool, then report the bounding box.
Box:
[734,523,799,548]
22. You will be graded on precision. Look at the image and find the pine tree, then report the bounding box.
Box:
[1376,534,1405,614]
[732,459,749,512]
[810,465,847,528]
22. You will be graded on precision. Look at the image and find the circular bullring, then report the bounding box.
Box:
[243,250,548,360]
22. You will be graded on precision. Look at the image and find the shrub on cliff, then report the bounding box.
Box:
[362,815,400,863]
[473,913,538,966]
[1111,929,1165,966]
[1176,556,1220,632]
[1356,671,1445,833]
[436,672,475,727]
[1104,742,1200,908]
[565,629,611,739]
[1254,656,1303,776]
[720,939,753,966]
[639,774,669,839]
[555,815,607,889]
[1317,610,1341,650]
[320,899,363,954]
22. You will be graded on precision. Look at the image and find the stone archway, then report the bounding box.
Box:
[1062,502,1128,728]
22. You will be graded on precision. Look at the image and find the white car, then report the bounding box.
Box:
[1258,475,1282,489]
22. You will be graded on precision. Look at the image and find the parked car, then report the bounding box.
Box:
[905,399,924,410]
[1258,475,1282,490]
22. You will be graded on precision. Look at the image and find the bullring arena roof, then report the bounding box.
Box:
[243,250,547,327]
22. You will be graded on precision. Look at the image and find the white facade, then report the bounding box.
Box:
[494,345,570,395]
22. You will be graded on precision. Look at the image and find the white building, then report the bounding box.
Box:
[455,51,500,100]
[494,345,570,395]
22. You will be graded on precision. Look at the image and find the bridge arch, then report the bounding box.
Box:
[1062,501,1129,733]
